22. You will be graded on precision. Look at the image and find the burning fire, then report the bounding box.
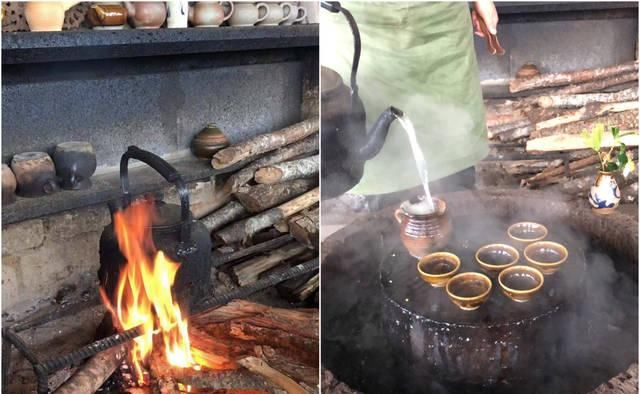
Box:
[100,198,196,384]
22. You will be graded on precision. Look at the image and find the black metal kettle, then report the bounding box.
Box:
[98,146,211,310]
[320,1,403,199]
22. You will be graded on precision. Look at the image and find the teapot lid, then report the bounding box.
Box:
[321,66,346,98]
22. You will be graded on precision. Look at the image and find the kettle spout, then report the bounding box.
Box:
[358,106,403,160]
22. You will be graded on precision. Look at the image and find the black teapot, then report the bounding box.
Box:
[321,1,403,199]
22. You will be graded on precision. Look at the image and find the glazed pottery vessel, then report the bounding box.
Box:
[167,0,188,28]
[228,2,269,26]
[507,221,548,249]
[498,265,544,303]
[257,2,291,26]
[475,243,519,274]
[524,241,568,275]
[445,272,492,311]
[189,1,233,27]
[191,124,229,159]
[416,252,460,288]
[87,3,128,29]
[394,197,452,258]
[24,1,78,31]
[53,142,97,190]
[2,164,17,205]
[11,152,59,197]
[280,2,306,25]
[588,171,620,214]
[125,2,166,29]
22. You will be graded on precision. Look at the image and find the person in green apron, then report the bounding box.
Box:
[321,1,498,209]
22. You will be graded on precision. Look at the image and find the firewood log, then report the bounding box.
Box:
[254,155,319,184]
[54,345,126,394]
[537,88,638,108]
[530,109,639,139]
[212,118,319,169]
[216,188,319,245]
[201,201,248,232]
[487,119,532,139]
[534,102,638,131]
[224,135,318,193]
[232,243,308,286]
[546,72,638,96]
[255,345,318,386]
[236,356,307,394]
[289,207,319,249]
[509,62,638,93]
[233,179,316,213]
[527,131,640,153]
[522,155,601,188]
[496,125,533,142]
[213,234,294,267]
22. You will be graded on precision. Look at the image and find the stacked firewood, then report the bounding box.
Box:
[201,118,320,301]
[480,62,639,202]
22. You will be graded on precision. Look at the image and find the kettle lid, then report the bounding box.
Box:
[321,66,346,98]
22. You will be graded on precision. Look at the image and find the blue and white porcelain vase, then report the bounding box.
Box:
[588,171,620,214]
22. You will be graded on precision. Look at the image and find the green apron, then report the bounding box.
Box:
[321,1,488,195]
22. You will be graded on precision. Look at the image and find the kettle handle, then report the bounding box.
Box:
[119,145,192,249]
[321,2,360,97]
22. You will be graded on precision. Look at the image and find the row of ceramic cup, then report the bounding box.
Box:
[416,221,569,311]
[2,142,97,205]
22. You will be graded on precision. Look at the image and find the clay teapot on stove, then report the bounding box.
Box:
[320,1,403,200]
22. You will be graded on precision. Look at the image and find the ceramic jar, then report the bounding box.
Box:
[228,2,269,26]
[189,1,234,27]
[24,1,78,32]
[258,2,291,26]
[11,152,59,198]
[124,2,167,29]
[280,2,306,25]
[394,197,452,258]
[167,0,189,28]
[589,171,621,214]
[191,124,229,159]
[2,164,17,206]
[53,142,97,190]
[87,2,128,30]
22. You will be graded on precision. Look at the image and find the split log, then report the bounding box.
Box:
[527,131,639,153]
[224,134,318,194]
[293,273,319,301]
[232,243,308,286]
[530,109,639,139]
[255,345,318,386]
[485,109,527,128]
[54,345,126,394]
[496,125,533,142]
[538,88,638,108]
[233,179,316,213]
[213,234,294,267]
[487,119,531,139]
[254,155,319,184]
[534,102,638,131]
[589,363,638,394]
[509,62,638,93]
[237,356,307,394]
[216,188,319,245]
[547,72,638,96]
[201,201,248,232]
[289,207,319,249]
[274,220,289,233]
[212,119,319,169]
[522,155,600,188]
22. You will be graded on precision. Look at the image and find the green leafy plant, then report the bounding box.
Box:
[582,124,636,177]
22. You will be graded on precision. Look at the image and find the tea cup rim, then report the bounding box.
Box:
[417,252,460,278]
[445,272,492,301]
[475,243,519,270]
[498,265,545,295]
[507,222,548,243]
[523,241,569,267]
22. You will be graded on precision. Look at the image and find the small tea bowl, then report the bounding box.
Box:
[498,265,544,303]
[475,243,519,273]
[523,241,568,275]
[507,222,548,248]
[417,252,461,288]
[445,272,492,311]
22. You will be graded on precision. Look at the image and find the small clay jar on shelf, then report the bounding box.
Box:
[2,164,17,205]
[53,141,97,190]
[11,152,59,198]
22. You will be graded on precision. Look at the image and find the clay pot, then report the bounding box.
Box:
[394,197,452,258]
[516,63,540,79]
[191,124,229,159]
[24,1,78,32]
[189,1,234,27]
[228,2,269,26]
[11,152,59,198]
[2,164,17,206]
[87,3,128,30]
[53,141,97,190]
[124,2,167,29]
[589,171,621,214]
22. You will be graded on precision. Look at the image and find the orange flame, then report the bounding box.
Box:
[100,198,195,384]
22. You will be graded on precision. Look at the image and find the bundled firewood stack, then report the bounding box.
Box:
[200,118,320,302]
[480,62,639,202]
